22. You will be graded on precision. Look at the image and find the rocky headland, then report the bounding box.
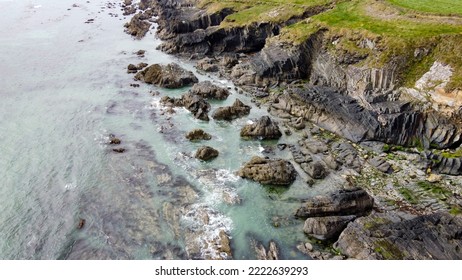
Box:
[122,0,462,260]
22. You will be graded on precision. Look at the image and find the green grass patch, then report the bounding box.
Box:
[398,187,418,204]
[387,0,462,16]
[441,148,462,159]
[450,205,462,215]
[417,181,451,199]
[374,239,405,260]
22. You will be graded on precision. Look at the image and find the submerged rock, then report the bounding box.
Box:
[195,146,219,161]
[189,81,230,100]
[186,129,212,141]
[238,156,297,185]
[335,212,462,259]
[240,116,282,139]
[135,63,198,88]
[212,99,251,121]
[295,187,374,218]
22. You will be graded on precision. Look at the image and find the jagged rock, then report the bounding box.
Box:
[332,142,363,172]
[218,230,232,257]
[428,153,462,175]
[240,116,282,139]
[109,134,121,145]
[220,53,239,68]
[302,160,328,179]
[335,212,462,260]
[195,146,219,161]
[212,99,251,121]
[196,58,219,72]
[135,63,198,88]
[161,93,210,121]
[123,5,136,16]
[369,156,393,173]
[124,13,152,39]
[186,129,212,141]
[301,139,329,154]
[290,144,313,164]
[238,156,297,185]
[254,240,279,260]
[295,188,374,218]
[289,117,306,130]
[189,81,230,100]
[304,215,356,240]
[112,148,126,153]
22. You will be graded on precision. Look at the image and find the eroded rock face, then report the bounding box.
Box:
[195,146,219,161]
[240,116,282,139]
[135,63,198,88]
[238,156,297,185]
[189,81,230,100]
[253,240,280,260]
[295,188,374,218]
[186,129,212,141]
[303,215,356,240]
[161,93,210,121]
[335,212,462,260]
[212,99,251,121]
[124,13,152,39]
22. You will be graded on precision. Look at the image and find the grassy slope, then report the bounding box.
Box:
[199,0,462,89]
[388,0,462,16]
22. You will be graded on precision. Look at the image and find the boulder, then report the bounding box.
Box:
[135,63,198,88]
[238,156,297,185]
[124,13,152,39]
[240,116,282,140]
[254,240,280,260]
[196,58,219,72]
[186,129,212,141]
[189,81,230,100]
[302,160,328,179]
[212,99,251,121]
[195,146,219,161]
[335,212,462,260]
[369,156,393,173]
[303,215,356,240]
[295,188,374,218]
[161,93,210,121]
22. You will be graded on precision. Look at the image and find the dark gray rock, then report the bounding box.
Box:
[295,188,374,218]
[369,156,393,173]
[124,13,152,39]
[304,215,356,240]
[185,129,212,141]
[189,81,230,100]
[335,212,462,260]
[195,146,219,161]
[238,156,297,186]
[161,93,210,121]
[212,99,251,121]
[428,153,462,176]
[332,142,363,172]
[135,63,198,88]
[196,58,219,72]
[302,161,328,179]
[240,116,282,140]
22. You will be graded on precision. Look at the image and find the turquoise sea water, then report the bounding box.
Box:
[0,0,315,259]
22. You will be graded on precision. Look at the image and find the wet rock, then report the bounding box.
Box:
[295,187,374,218]
[220,53,239,68]
[302,160,328,179]
[112,148,126,153]
[109,134,121,145]
[135,63,198,88]
[77,218,86,230]
[212,99,251,121]
[289,117,306,130]
[196,57,219,72]
[195,146,219,161]
[303,215,356,240]
[254,240,280,260]
[136,49,146,56]
[123,5,136,16]
[335,212,462,260]
[301,139,329,154]
[189,81,230,100]
[137,62,148,70]
[124,13,152,39]
[219,230,232,257]
[240,116,282,140]
[127,64,138,73]
[238,156,297,185]
[369,156,393,173]
[186,129,212,141]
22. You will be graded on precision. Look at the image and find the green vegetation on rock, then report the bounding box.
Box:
[387,0,462,16]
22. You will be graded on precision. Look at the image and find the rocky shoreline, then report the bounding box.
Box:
[122,0,462,259]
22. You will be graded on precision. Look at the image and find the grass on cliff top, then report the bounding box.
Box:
[198,0,334,27]
[387,0,462,16]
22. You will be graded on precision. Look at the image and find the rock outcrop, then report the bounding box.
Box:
[303,215,356,240]
[335,212,462,260]
[186,129,212,141]
[135,63,198,88]
[124,13,152,39]
[161,93,211,121]
[189,81,230,100]
[195,146,219,161]
[238,156,297,185]
[240,116,282,140]
[295,188,374,218]
[212,99,251,121]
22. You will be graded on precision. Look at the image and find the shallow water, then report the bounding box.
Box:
[0,0,316,259]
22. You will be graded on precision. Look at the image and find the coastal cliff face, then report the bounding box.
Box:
[132,0,462,260]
